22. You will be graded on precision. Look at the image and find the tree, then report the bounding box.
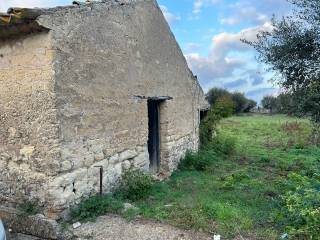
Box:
[206,88,231,107]
[243,99,257,113]
[243,0,320,123]
[231,92,249,114]
[261,95,278,114]
[276,92,295,115]
[213,95,235,118]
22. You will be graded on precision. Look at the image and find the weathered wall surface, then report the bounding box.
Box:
[0,33,59,207]
[0,0,207,218]
[36,0,205,213]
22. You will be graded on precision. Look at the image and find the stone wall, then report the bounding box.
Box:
[39,0,205,213]
[0,0,207,218]
[0,32,59,207]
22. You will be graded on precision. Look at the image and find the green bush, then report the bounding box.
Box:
[220,171,250,190]
[199,109,221,147]
[70,194,123,222]
[277,173,320,239]
[179,151,211,171]
[116,169,154,201]
[211,134,236,156]
[179,150,218,171]
[213,95,235,118]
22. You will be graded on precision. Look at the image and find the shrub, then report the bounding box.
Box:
[277,173,320,239]
[70,194,123,222]
[199,109,221,147]
[179,150,218,171]
[211,134,236,156]
[116,169,154,201]
[213,95,235,118]
[220,171,250,190]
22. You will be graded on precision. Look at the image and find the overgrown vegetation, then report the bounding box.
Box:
[276,173,320,239]
[132,115,320,239]
[115,169,154,201]
[69,115,319,239]
[70,169,154,222]
[70,194,124,222]
[199,107,222,146]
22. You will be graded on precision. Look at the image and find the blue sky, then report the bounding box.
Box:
[1,0,292,102]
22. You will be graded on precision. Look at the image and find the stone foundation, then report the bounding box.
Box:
[46,145,149,212]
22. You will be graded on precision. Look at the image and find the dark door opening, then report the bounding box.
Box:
[200,109,209,121]
[148,100,161,173]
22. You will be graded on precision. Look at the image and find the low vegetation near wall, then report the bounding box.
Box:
[63,115,319,239]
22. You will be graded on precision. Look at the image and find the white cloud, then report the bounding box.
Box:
[160,5,180,25]
[220,3,269,26]
[192,0,220,15]
[193,0,204,14]
[185,22,273,96]
[184,42,201,53]
[220,0,291,26]
[209,22,272,59]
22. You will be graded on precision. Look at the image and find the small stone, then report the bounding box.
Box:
[122,160,131,170]
[20,145,35,159]
[61,161,72,171]
[94,152,105,161]
[213,235,221,240]
[73,222,81,229]
[281,233,289,239]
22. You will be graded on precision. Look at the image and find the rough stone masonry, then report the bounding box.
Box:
[0,0,208,222]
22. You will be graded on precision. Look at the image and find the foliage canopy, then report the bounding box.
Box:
[243,0,320,122]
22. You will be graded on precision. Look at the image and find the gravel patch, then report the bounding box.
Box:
[73,215,212,240]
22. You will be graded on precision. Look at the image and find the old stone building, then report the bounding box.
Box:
[0,0,208,223]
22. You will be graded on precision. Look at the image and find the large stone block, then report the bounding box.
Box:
[119,149,138,161]
[0,207,62,239]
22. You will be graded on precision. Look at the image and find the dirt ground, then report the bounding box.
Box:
[7,215,212,240]
[73,215,212,240]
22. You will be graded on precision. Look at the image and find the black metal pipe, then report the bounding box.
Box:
[94,166,103,196]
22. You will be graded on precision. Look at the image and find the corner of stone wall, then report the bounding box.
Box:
[0,206,64,240]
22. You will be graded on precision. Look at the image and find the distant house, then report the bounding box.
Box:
[0,0,208,222]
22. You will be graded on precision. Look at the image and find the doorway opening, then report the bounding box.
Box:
[200,109,209,121]
[148,100,161,173]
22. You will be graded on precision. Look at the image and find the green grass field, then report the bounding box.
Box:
[132,115,320,239]
[70,114,319,239]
